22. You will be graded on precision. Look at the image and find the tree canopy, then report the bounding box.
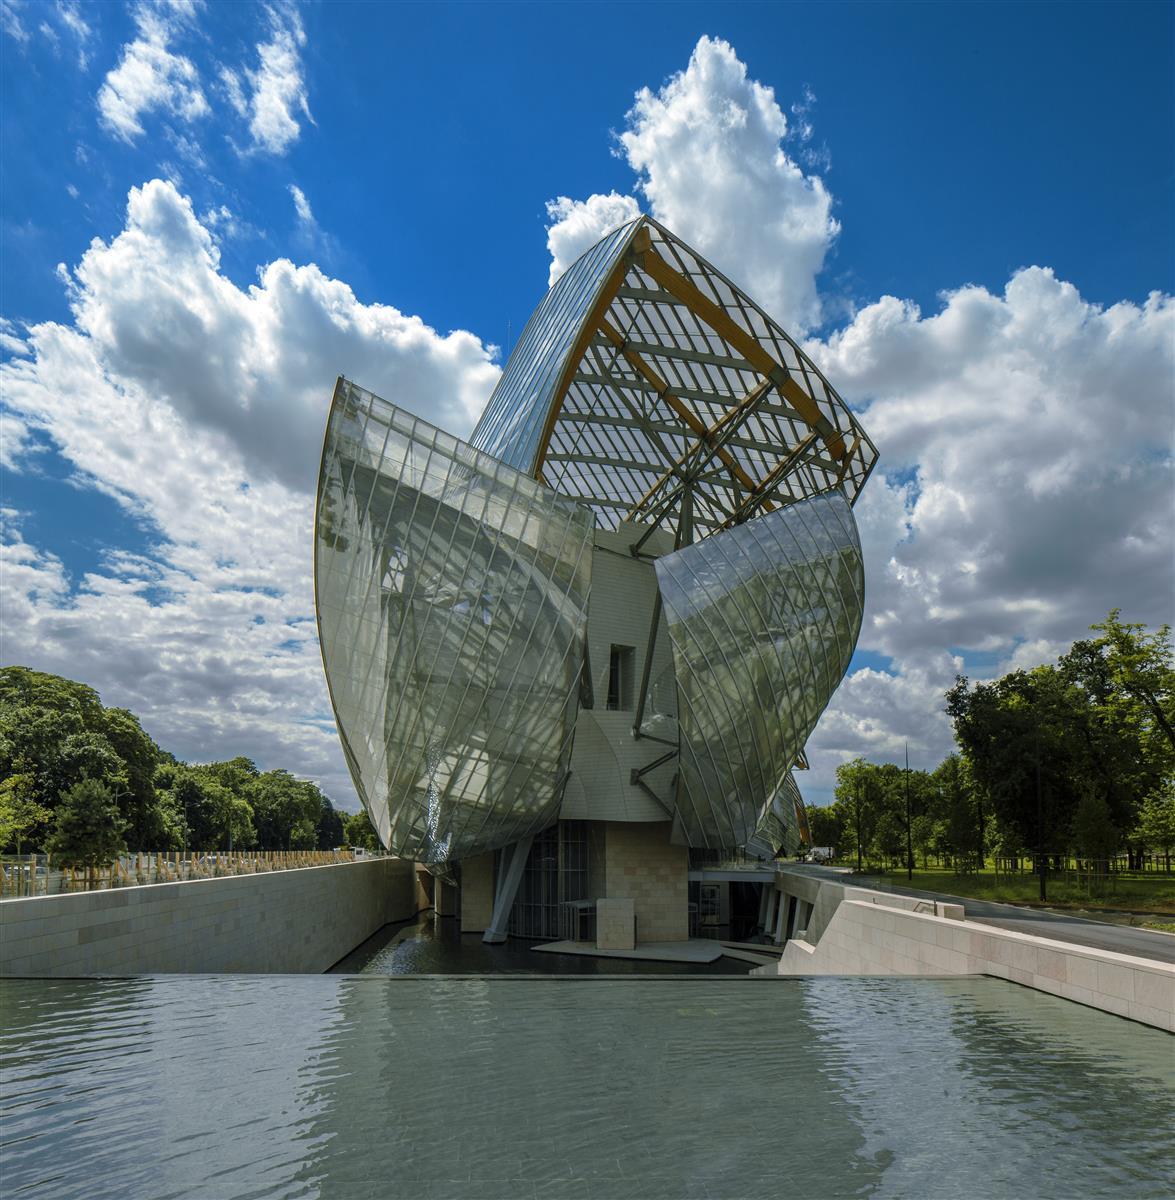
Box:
[0,666,365,855]
[809,612,1173,879]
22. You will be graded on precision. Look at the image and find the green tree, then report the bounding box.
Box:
[0,764,51,854]
[833,759,883,871]
[154,765,257,851]
[46,778,127,876]
[100,708,163,845]
[344,808,380,851]
[948,667,1086,899]
[1070,786,1119,892]
[316,795,346,849]
[935,754,983,871]
[0,667,163,848]
[806,804,843,853]
[1134,790,1175,872]
[1090,610,1175,751]
[248,770,324,850]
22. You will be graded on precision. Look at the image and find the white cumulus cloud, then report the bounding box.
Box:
[545,193,641,286]
[97,1,208,142]
[1,179,501,804]
[801,272,1174,796]
[546,35,839,335]
[222,5,311,156]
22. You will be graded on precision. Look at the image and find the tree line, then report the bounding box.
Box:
[0,667,380,866]
[807,612,1175,894]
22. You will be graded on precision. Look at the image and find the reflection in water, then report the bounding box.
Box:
[1,976,1171,1199]
[331,913,750,975]
[803,978,1175,1200]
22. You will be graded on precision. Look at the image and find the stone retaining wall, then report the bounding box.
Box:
[0,858,422,977]
[770,870,1174,1032]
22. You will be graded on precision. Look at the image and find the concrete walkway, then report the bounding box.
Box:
[532,938,724,964]
[793,865,1175,965]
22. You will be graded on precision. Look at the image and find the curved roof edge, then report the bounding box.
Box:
[470,215,876,539]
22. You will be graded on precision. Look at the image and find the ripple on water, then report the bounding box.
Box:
[1,976,1172,1200]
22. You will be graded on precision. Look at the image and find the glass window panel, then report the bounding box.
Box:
[654,489,864,853]
[315,378,594,864]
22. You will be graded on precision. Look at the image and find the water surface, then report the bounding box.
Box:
[1,976,1171,1199]
[331,913,750,974]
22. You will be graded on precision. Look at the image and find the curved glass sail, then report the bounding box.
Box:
[654,490,863,850]
[318,215,877,869]
[470,219,643,474]
[315,378,594,863]
[470,215,877,537]
[748,771,809,858]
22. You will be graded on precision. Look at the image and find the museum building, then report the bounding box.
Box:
[314,216,877,949]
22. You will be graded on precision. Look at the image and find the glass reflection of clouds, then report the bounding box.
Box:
[316,380,593,863]
[656,491,863,849]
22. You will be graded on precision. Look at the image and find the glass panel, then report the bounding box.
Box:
[469,219,641,472]
[654,490,864,852]
[316,379,594,864]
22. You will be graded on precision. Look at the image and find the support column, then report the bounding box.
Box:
[460,852,495,933]
[757,882,772,930]
[774,894,791,944]
[482,835,533,944]
[436,880,458,917]
[763,886,779,937]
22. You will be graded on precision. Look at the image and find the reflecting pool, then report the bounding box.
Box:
[331,914,750,975]
[1,976,1171,1199]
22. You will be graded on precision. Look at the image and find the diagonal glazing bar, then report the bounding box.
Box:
[635,248,848,462]
[596,317,764,501]
[625,377,774,521]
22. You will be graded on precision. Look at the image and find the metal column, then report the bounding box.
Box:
[482,835,533,944]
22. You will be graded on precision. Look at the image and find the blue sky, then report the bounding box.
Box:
[2,1,1172,808]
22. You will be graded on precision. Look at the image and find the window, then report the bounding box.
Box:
[606,644,635,711]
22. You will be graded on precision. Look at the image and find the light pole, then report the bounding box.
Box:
[1035,723,1046,902]
[855,778,864,874]
[905,742,913,882]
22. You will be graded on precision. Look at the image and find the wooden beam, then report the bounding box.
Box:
[589,334,756,374]
[636,249,848,462]
[597,317,763,502]
[626,378,773,519]
[718,431,821,528]
[532,224,654,478]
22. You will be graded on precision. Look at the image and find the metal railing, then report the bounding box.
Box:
[688,847,775,871]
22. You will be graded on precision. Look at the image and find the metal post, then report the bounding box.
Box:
[632,589,662,738]
[1036,726,1046,902]
[855,780,863,874]
[905,742,913,881]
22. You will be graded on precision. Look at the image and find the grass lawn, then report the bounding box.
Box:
[857,866,1175,915]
